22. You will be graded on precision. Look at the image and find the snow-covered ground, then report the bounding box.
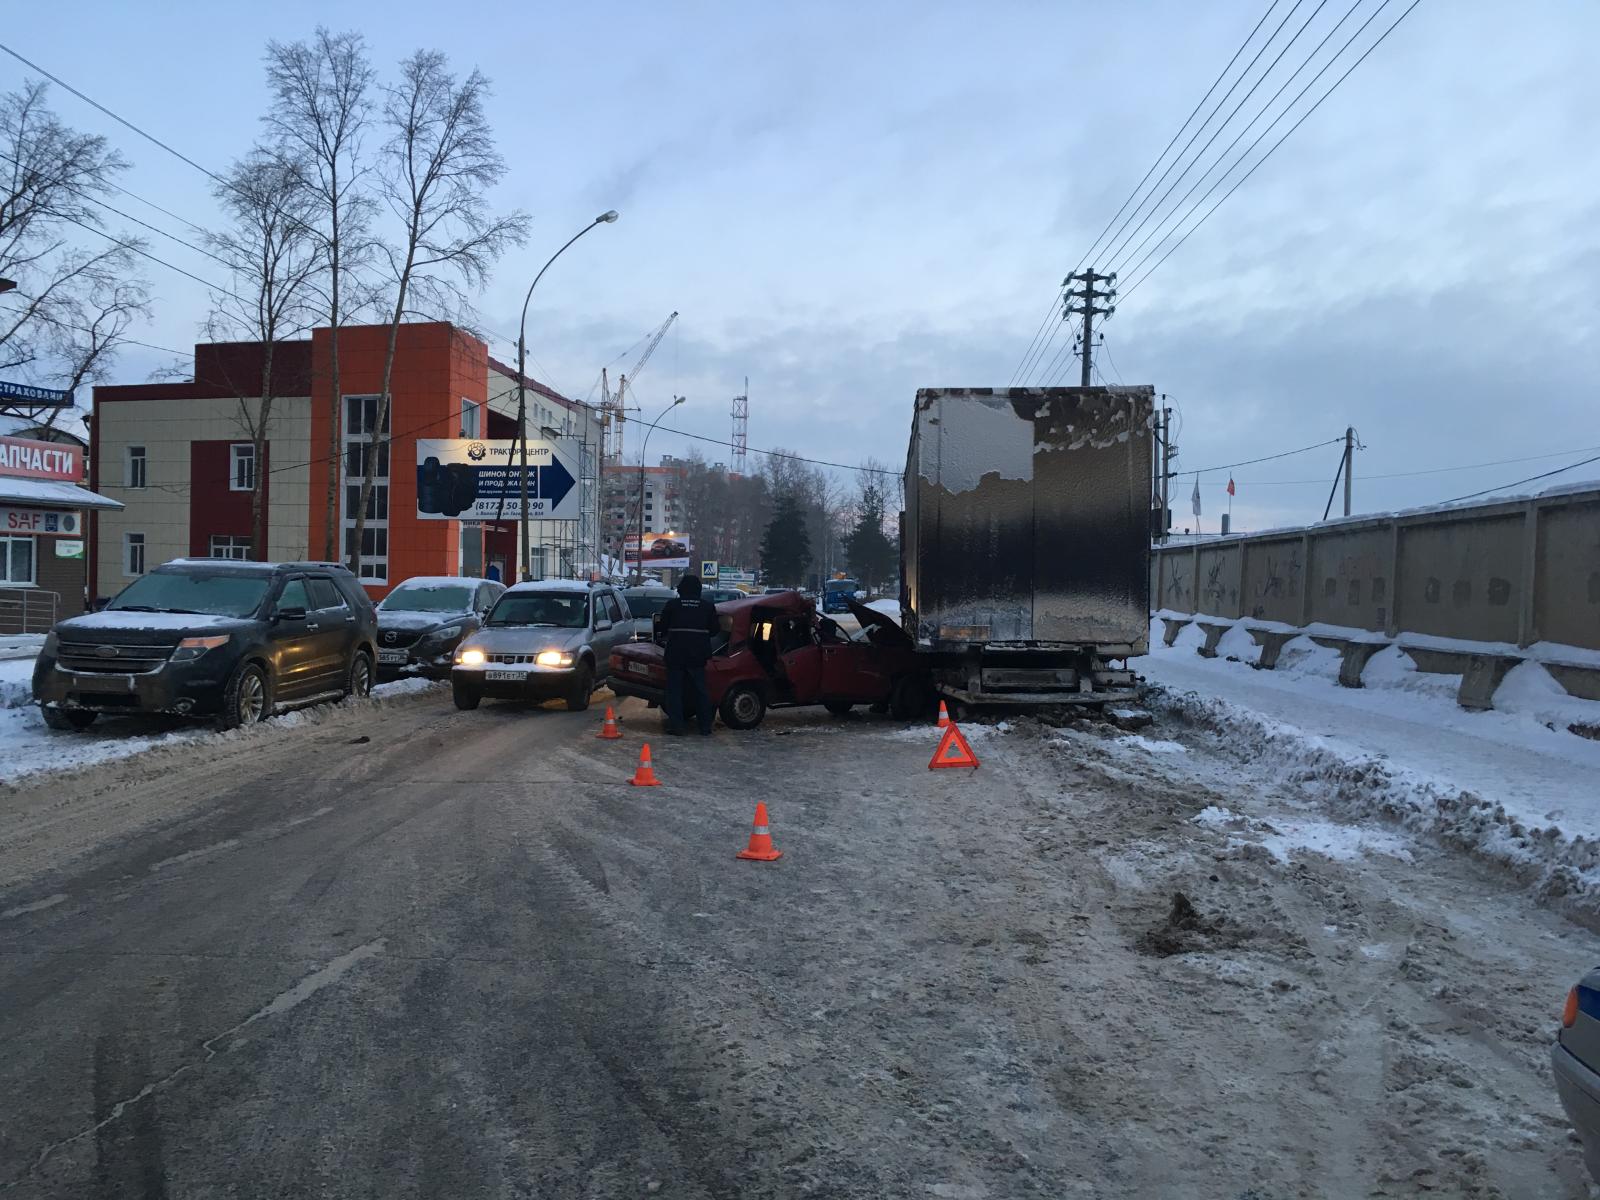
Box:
[1143,618,1600,920]
[0,653,442,787]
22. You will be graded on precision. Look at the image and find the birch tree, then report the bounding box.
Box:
[349,50,528,578]
[264,29,376,560]
[203,151,321,559]
[0,81,149,428]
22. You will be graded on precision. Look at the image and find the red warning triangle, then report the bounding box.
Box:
[929,722,980,770]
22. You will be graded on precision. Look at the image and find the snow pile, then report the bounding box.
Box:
[1194,804,1414,865]
[0,658,33,710]
[1114,734,1187,755]
[1273,636,1343,680]
[1493,661,1600,732]
[1152,680,1600,924]
[1213,624,1257,660]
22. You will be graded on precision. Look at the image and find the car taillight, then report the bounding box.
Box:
[1565,987,1580,1028]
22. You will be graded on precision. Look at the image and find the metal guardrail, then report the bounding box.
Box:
[0,588,59,635]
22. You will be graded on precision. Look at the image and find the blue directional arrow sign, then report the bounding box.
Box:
[536,456,575,508]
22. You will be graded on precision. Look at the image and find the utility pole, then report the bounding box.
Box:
[1343,425,1354,517]
[1160,399,1173,544]
[1064,270,1117,387]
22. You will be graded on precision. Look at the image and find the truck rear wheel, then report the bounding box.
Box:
[719,683,766,730]
[890,674,933,720]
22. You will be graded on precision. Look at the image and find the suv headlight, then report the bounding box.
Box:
[457,647,486,666]
[536,649,574,667]
[171,635,230,662]
[426,624,463,643]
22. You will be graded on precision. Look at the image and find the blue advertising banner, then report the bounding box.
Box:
[415,438,581,521]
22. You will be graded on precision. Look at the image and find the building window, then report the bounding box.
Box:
[209,535,253,561]
[461,397,480,439]
[1,535,36,584]
[124,532,146,576]
[341,395,390,583]
[231,443,256,491]
[125,445,147,489]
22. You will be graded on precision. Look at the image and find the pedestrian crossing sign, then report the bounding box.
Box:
[701,559,718,580]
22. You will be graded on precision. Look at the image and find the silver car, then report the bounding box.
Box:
[449,580,635,711]
[1555,971,1600,1183]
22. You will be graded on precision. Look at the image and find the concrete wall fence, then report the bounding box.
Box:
[1150,485,1600,710]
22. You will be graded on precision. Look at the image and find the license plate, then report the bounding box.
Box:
[377,650,408,664]
[72,674,134,692]
[627,662,651,676]
[486,670,522,682]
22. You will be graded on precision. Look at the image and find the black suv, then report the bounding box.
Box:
[33,558,379,731]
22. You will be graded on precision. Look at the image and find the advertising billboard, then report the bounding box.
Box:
[415,438,580,521]
[623,532,693,571]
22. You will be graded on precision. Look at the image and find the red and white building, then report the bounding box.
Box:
[90,321,600,605]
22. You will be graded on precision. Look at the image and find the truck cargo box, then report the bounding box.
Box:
[902,386,1154,700]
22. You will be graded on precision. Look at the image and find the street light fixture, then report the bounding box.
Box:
[510,210,619,582]
[630,395,685,583]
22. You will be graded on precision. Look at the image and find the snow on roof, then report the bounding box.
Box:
[507,578,592,593]
[0,477,122,510]
[391,575,493,588]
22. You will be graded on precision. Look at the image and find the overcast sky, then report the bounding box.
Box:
[6,1,1597,530]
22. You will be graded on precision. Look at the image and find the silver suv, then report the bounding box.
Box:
[449,580,636,711]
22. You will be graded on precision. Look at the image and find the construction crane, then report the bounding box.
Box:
[601,311,678,464]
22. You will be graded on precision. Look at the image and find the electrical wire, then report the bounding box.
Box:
[1183,437,1344,474]
[1440,454,1600,505]
[1120,0,1423,302]
[1101,0,1332,273]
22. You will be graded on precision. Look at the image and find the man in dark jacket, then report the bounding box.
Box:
[659,573,722,735]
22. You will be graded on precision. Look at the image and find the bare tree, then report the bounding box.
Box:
[0,81,149,429]
[349,50,528,578]
[264,28,376,560]
[203,151,322,560]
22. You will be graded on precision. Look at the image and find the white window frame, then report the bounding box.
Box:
[209,534,253,561]
[124,532,146,577]
[1,534,37,585]
[461,396,481,439]
[230,442,256,492]
[125,445,147,489]
[340,394,389,584]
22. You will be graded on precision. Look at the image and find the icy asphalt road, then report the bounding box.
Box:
[1,686,1598,1198]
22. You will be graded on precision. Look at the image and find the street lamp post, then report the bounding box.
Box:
[629,395,685,583]
[511,210,618,582]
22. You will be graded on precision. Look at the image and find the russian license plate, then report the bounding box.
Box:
[72,673,133,692]
[627,662,651,676]
[377,649,408,664]
[486,670,522,682]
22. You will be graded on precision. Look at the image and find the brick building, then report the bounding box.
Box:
[91,321,597,603]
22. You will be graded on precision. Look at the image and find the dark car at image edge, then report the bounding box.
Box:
[32,558,379,731]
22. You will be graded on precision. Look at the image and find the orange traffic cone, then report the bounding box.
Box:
[736,802,783,862]
[597,705,622,740]
[629,743,661,786]
[937,700,950,729]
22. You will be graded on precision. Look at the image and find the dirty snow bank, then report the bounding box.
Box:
[1148,666,1600,925]
[1,678,445,789]
[0,657,32,709]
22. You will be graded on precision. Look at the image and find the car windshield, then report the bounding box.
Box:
[824,580,858,593]
[486,593,587,628]
[624,591,673,617]
[107,572,270,618]
[380,584,471,613]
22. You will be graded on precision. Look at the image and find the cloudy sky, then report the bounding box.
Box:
[6,1,1597,530]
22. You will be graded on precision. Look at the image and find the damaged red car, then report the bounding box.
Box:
[606,591,930,729]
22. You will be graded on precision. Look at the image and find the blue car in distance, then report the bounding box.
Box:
[821,578,862,615]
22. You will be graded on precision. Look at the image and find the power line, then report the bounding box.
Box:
[1106,0,1369,280]
[1440,454,1600,505]
[52,208,238,296]
[1121,0,1423,303]
[1101,0,1332,273]
[1182,437,1344,474]
[1207,443,1600,485]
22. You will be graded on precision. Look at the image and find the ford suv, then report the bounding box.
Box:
[33,558,379,731]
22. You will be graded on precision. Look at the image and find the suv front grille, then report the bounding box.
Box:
[380,629,425,649]
[487,652,538,664]
[57,640,174,674]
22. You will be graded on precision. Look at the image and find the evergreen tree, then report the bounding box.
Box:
[843,483,897,591]
[759,493,812,585]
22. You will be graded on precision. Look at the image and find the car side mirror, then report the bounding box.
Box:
[275,605,307,622]
[594,617,613,631]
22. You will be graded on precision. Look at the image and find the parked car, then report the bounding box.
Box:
[607,591,930,729]
[450,580,636,711]
[375,575,503,680]
[620,585,677,637]
[702,586,746,604]
[33,558,378,731]
[1555,971,1600,1184]
[821,577,863,615]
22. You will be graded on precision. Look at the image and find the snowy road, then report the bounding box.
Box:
[1,669,1597,1195]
